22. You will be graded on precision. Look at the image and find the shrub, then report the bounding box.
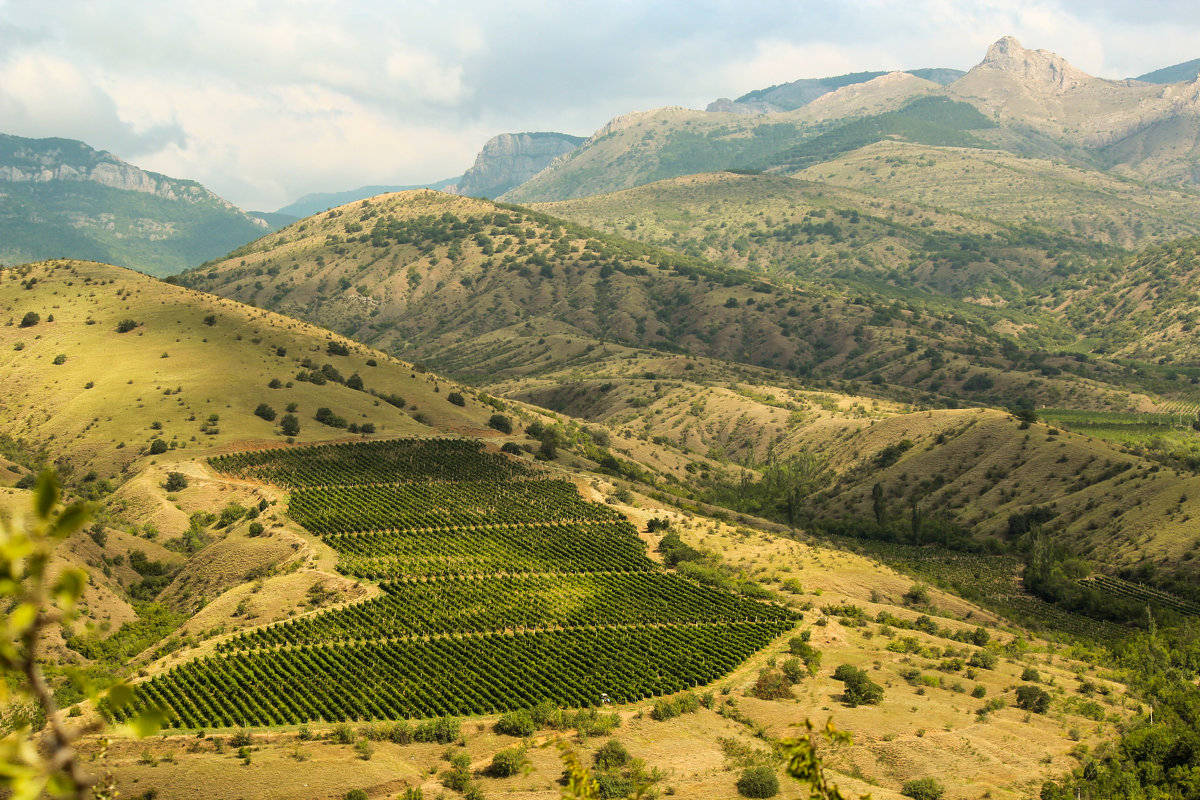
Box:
[229,730,253,747]
[248,522,264,536]
[488,414,513,434]
[501,442,523,455]
[413,716,460,744]
[19,311,39,327]
[969,650,998,670]
[315,407,348,429]
[52,354,67,365]
[347,373,364,391]
[903,584,931,606]
[115,318,139,333]
[901,777,945,800]
[833,664,884,706]
[447,391,466,407]
[149,439,168,455]
[327,340,350,356]
[280,414,300,436]
[495,709,537,737]
[752,669,793,700]
[268,378,283,389]
[595,772,635,799]
[254,403,277,422]
[1021,667,1041,683]
[331,723,355,744]
[487,744,527,777]
[344,791,368,800]
[594,739,630,771]
[164,472,188,492]
[1015,685,1052,714]
[202,314,216,326]
[736,765,779,798]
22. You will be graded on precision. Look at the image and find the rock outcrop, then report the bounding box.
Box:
[446,132,584,199]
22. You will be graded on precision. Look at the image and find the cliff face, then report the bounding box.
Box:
[0,133,271,275]
[447,132,584,199]
[0,135,243,208]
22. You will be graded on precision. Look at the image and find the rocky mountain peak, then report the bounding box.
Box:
[975,35,1093,91]
[446,131,584,199]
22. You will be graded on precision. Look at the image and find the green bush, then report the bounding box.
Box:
[901,777,945,800]
[736,765,779,798]
[280,414,300,436]
[413,716,460,744]
[833,664,884,706]
[969,650,998,670]
[752,669,793,700]
[488,414,513,434]
[344,791,368,800]
[593,739,630,771]
[254,403,277,422]
[487,744,527,777]
[164,472,188,492]
[447,391,466,407]
[495,709,537,737]
[148,439,168,455]
[1015,685,1052,714]
[115,318,139,333]
[19,311,39,328]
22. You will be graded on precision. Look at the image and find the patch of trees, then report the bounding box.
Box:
[832,664,884,706]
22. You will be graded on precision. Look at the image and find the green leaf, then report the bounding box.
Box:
[6,602,38,637]
[51,504,90,539]
[106,682,134,710]
[33,471,59,520]
[128,706,166,738]
[52,569,87,611]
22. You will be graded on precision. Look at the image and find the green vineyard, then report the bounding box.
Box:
[1081,575,1200,618]
[108,438,798,727]
[209,437,536,486]
[218,573,797,649]
[108,623,792,728]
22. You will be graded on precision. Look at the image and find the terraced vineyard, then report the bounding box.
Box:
[1081,575,1200,618]
[109,438,798,727]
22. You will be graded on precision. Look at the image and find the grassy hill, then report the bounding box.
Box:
[0,134,274,276]
[177,190,1172,412]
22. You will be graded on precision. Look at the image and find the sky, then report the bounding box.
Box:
[2,0,1199,211]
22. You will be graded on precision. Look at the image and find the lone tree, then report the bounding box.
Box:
[20,311,40,327]
[280,414,300,436]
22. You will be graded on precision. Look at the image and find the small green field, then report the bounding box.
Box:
[108,438,797,727]
[1040,408,1200,468]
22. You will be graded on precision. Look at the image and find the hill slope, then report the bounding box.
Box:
[178,190,1164,411]
[0,134,272,276]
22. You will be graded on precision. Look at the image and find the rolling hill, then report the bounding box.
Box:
[176,190,1174,412]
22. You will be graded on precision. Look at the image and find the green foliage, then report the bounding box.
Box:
[115,318,139,333]
[488,413,513,434]
[736,765,780,798]
[495,709,537,737]
[163,471,188,492]
[148,438,168,455]
[279,414,300,436]
[832,664,884,706]
[901,777,945,800]
[1014,685,1051,713]
[19,311,40,327]
[447,391,466,406]
[254,403,277,422]
[752,669,794,700]
[594,739,630,772]
[487,744,528,777]
[343,791,368,800]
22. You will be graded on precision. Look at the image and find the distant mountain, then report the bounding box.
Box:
[276,178,459,218]
[445,132,585,199]
[0,133,272,276]
[1136,57,1200,84]
[709,67,965,113]
[505,36,1200,203]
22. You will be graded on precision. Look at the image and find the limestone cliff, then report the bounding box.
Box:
[446,132,584,199]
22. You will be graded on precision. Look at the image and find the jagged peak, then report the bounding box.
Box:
[975,35,1093,91]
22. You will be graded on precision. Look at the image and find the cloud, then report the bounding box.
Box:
[0,0,1198,210]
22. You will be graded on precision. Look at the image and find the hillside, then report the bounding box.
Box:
[0,259,511,480]
[177,190,1170,411]
[0,134,272,276]
[533,170,1127,301]
[709,67,965,113]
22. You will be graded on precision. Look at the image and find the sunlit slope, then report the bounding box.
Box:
[180,191,1144,410]
[0,259,506,478]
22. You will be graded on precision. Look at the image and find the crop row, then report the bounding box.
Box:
[290,479,623,534]
[218,573,799,650]
[209,437,535,487]
[326,521,656,578]
[1082,575,1200,617]
[108,622,793,728]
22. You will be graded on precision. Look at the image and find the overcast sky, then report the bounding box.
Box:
[2,0,1198,211]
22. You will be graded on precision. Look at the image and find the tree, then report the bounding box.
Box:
[871,482,885,525]
[164,472,188,492]
[148,439,168,455]
[254,403,277,422]
[488,414,513,434]
[1015,685,1051,714]
[280,414,300,436]
[114,319,139,333]
[833,665,884,706]
[447,391,466,407]
[19,311,40,327]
